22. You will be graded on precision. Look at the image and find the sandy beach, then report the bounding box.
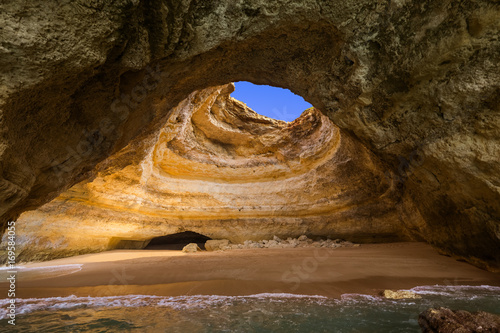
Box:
[1,242,499,299]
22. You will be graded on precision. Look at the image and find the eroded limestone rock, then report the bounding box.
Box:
[3,85,413,262]
[418,307,500,333]
[182,243,201,253]
[383,290,421,300]
[205,240,230,252]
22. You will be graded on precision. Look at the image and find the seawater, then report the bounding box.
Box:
[0,286,499,332]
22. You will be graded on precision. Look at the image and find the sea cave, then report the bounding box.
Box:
[0,1,499,331]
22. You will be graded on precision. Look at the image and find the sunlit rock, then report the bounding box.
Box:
[383,290,421,300]
[205,240,230,252]
[4,85,417,262]
[182,243,201,253]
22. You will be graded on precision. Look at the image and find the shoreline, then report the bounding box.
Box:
[1,243,499,299]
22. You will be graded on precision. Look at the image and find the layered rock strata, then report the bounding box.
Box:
[0,1,499,268]
[5,85,415,262]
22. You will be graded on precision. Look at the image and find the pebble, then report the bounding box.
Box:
[222,235,359,251]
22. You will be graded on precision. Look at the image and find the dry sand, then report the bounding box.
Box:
[1,242,498,299]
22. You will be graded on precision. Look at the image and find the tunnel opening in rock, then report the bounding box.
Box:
[144,231,212,250]
[230,81,312,122]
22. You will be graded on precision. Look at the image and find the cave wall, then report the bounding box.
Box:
[0,0,498,268]
[6,85,418,262]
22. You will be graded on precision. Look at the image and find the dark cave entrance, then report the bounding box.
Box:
[144,231,212,250]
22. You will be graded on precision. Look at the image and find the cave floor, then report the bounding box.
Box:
[1,242,498,299]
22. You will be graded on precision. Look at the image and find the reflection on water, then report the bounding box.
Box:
[0,286,499,333]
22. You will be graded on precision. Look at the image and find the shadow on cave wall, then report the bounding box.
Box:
[144,231,212,250]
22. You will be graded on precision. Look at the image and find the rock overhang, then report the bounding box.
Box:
[0,0,498,269]
[4,84,417,262]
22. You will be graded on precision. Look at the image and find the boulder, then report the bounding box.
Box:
[182,243,201,253]
[419,307,500,333]
[205,240,230,252]
[383,290,421,300]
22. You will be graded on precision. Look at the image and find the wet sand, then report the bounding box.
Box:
[1,242,499,299]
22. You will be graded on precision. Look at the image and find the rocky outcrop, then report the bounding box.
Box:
[182,243,201,253]
[205,240,230,252]
[4,85,415,262]
[383,290,421,300]
[0,1,499,268]
[382,290,422,299]
[419,308,500,333]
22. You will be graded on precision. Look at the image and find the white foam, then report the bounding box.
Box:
[336,293,392,306]
[0,264,82,281]
[0,264,82,272]
[340,293,382,302]
[244,293,328,299]
[410,285,500,297]
[0,295,161,320]
[0,266,26,270]
[0,293,332,319]
[1,285,498,320]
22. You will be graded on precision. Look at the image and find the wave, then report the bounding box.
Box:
[245,293,327,299]
[0,293,330,320]
[410,285,500,297]
[1,285,498,320]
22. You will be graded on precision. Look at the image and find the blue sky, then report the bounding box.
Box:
[231,82,312,122]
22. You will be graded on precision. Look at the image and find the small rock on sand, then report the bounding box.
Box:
[182,243,201,253]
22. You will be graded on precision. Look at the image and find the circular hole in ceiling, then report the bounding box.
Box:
[230,81,312,122]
